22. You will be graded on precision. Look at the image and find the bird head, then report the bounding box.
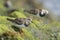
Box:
[39,9,48,17]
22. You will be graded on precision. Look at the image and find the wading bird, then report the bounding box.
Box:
[7,18,32,27]
[24,9,48,17]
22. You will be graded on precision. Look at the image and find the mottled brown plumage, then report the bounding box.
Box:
[24,9,48,17]
[7,18,32,27]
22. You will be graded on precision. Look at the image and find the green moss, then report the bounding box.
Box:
[10,11,26,18]
[22,28,35,40]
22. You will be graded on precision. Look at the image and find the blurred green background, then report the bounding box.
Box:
[0,0,60,40]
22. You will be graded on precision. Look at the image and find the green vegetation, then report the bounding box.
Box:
[0,0,60,40]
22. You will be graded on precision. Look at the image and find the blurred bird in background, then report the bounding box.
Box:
[4,0,19,16]
[4,0,12,9]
